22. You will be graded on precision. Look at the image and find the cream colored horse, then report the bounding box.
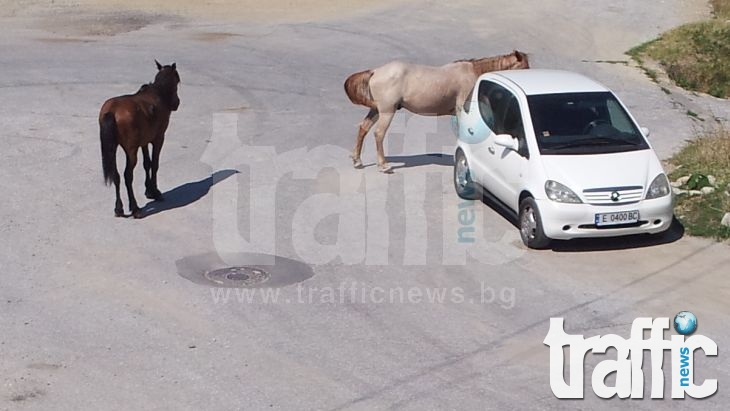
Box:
[344,50,529,172]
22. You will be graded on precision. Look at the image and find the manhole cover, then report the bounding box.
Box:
[176,252,315,288]
[204,266,270,287]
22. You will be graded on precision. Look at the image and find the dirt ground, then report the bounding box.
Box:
[1,0,413,22]
[2,1,729,410]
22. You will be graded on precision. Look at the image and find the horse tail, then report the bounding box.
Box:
[344,69,375,108]
[100,112,118,186]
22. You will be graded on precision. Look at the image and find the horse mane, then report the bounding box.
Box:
[136,68,180,110]
[454,50,529,75]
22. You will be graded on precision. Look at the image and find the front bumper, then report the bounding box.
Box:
[536,195,674,240]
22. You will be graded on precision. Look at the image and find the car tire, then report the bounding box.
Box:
[454,149,480,200]
[518,197,551,249]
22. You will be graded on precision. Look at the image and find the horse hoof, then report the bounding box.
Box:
[145,190,164,201]
[114,209,124,217]
[378,164,394,174]
[132,208,143,219]
[147,194,164,201]
[350,155,363,169]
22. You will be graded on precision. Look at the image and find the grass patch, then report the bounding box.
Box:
[627,1,730,98]
[711,0,730,19]
[668,129,730,239]
[686,110,704,121]
[631,1,730,239]
[627,41,650,61]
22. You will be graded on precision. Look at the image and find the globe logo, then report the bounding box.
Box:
[455,114,490,145]
[673,311,697,335]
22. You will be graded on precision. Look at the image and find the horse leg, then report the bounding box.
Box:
[149,138,164,201]
[123,148,141,218]
[374,111,395,173]
[142,145,155,200]
[350,108,378,169]
[112,162,123,217]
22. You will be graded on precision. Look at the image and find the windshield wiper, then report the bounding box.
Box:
[547,136,640,150]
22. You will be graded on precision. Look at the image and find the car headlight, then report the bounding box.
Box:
[545,180,582,203]
[646,173,670,199]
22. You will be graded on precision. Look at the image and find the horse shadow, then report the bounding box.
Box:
[387,153,454,170]
[139,169,239,218]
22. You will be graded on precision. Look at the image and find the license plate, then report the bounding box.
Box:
[595,210,640,227]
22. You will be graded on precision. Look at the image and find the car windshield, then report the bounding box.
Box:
[527,92,649,155]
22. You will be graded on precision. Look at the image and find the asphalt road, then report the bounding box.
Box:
[1,1,729,409]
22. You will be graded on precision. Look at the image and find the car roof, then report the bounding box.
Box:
[482,69,610,96]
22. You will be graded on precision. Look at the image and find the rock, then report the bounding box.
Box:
[722,213,730,228]
[672,187,685,196]
[670,181,683,188]
[701,186,715,195]
[675,175,691,186]
[708,175,717,187]
[688,190,703,196]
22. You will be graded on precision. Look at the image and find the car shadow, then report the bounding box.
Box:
[139,169,239,218]
[476,190,521,228]
[548,217,685,252]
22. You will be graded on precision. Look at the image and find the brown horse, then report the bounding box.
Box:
[99,60,180,218]
[344,50,529,172]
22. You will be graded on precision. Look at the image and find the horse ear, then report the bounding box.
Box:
[155,59,163,70]
[514,50,522,61]
[171,62,176,70]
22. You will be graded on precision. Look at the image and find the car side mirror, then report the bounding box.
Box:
[494,133,519,151]
[640,126,650,137]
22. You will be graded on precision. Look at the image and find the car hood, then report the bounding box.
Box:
[539,149,658,195]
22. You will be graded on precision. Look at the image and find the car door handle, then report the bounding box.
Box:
[467,127,474,135]
[488,146,495,154]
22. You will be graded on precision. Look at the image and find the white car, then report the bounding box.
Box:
[453,69,673,249]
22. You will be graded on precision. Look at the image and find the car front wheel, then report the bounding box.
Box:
[454,149,479,200]
[518,197,551,249]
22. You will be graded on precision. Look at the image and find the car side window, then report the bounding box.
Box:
[606,99,634,134]
[503,96,529,158]
[478,80,529,158]
[477,80,499,130]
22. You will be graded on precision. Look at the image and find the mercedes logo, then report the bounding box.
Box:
[610,191,621,202]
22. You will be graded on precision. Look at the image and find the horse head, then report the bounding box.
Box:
[504,50,529,70]
[459,51,530,76]
[154,60,181,111]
